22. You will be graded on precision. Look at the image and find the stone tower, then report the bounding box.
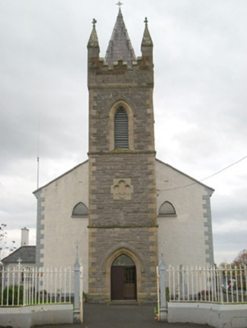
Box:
[87,9,158,303]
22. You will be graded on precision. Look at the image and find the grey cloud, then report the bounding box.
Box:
[0,0,246,263]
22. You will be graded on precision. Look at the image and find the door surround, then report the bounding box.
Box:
[111,255,136,300]
[103,247,144,302]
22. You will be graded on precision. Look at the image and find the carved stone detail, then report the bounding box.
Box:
[111,178,133,200]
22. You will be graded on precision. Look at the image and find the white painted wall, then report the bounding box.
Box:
[0,304,73,328]
[156,160,213,266]
[38,159,214,294]
[168,303,247,328]
[40,162,89,292]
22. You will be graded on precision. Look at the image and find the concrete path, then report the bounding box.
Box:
[33,303,213,328]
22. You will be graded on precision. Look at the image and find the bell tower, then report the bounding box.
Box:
[87,9,158,303]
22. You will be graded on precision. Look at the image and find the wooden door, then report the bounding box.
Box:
[111,266,124,300]
[111,266,136,300]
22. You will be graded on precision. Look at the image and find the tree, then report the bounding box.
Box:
[232,249,247,266]
[0,224,16,260]
[0,223,7,259]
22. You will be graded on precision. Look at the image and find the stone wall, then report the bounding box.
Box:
[87,35,158,302]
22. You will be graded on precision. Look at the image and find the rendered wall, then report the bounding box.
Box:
[156,159,214,266]
[35,161,89,293]
[0,304,73,328]
[168,303,247,328]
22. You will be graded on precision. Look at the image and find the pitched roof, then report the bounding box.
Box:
[105,9,136,67]
[1,246,36,264]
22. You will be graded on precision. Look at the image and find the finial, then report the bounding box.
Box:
[92,18,97,27]
[144,17,148,26]
[116,1,123,8]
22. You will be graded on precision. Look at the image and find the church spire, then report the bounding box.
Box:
[141,17,153,64]
[105,8,136,67]
[141,17,153,47]
[87,18,100,66]
[87,18,99,49]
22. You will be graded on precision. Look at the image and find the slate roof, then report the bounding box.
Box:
[105,8,136,67]
[1,246,36,264]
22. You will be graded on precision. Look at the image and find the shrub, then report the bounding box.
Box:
[0,285,23,305]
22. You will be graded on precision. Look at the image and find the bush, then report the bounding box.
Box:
[0,285,23,305]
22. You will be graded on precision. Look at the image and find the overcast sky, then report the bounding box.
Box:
[0,0,246,265]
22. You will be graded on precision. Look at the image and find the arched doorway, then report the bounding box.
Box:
[111,254,136,300]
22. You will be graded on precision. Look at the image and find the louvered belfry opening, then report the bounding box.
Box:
[114,107,129,149]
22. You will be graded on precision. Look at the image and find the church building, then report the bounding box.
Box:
[34,9,214,303]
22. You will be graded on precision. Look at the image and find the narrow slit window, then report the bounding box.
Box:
[114,107,129,149]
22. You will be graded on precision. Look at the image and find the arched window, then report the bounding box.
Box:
[114,107,129,149]
[112,254,135,266]
[158,201,176,217]
[72,202,88,217]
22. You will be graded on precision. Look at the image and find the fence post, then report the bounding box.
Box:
[80,266,83,324]
[73,251,80,323]
[159,259,168,321]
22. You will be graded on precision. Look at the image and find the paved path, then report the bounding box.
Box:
[34,303,213,328]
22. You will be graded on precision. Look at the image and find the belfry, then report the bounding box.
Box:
[87,8,158,302]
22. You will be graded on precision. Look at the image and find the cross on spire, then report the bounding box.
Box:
[144,17,148,26]
[92,18,97,27]
[116,1,123,8]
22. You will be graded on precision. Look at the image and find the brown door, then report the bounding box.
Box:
[111,265,136,300]
[111,266,124,300]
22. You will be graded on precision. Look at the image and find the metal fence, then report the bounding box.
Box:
[0,265,83,307]
[166,264,247,304]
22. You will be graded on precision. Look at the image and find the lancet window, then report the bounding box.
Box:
[114,107,129,149]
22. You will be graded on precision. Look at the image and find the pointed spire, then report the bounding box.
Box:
[87,18,99,48]
[105,8,136,67]
[141,17,153,47]
[141,17,153,65]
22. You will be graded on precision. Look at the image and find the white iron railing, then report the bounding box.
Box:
[0,266,82,307]
[166,264,247,304]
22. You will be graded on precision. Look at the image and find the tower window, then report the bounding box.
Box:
[114,107,129,149]
[158,201,176,216]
